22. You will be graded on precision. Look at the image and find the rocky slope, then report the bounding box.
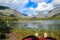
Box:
[46,7,60,17]
[0,6,28,18]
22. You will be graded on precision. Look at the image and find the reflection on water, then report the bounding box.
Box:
[10,20,60,30]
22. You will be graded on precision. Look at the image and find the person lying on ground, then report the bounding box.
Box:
[22,32,39,40]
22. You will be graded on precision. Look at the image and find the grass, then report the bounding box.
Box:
[12,27,60,40]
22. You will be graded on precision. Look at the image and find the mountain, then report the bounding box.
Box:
[0,6,9,10]
[0,6,28,18]
[35,12,46,18]
[46,7,60,17]
[0,6,60,18]
[35,7,60,18]
[0,6,46,18]
[51,13,60,17]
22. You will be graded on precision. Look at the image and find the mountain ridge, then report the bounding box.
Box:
[0,6,60,18]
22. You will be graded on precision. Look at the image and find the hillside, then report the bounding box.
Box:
[46,7,60,17]
[0,6,60,20]
[0,6,28,18]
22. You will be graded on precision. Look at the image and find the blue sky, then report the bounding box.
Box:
[25,0,37,8]
[0,0,60,17]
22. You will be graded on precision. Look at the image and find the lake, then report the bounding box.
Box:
[10,20,60,30]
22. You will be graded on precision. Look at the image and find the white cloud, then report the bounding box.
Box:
[0,0,28,5]
[29,0,60,13]
[30,0,46,3]
[0,0,12,4]
[29,2,54,11]
[52,0,60,4]
[12,0,18,4]
[24,2,54,15]
[30,0,60,5]
[36,2,54,11]
[12,0,28,5]
[21,8,38,17]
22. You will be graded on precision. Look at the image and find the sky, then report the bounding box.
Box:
[0,0,60,17]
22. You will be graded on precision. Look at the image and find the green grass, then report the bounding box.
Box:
[13,27,60,40]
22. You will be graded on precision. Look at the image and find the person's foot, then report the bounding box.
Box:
[34,32,39,37]
[44,32,48,38]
